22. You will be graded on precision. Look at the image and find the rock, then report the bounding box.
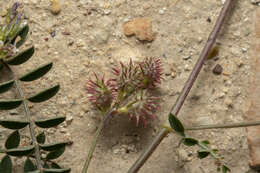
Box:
[60,127,67,133]
[9,110,18,115]
[171,71,176,78]
[92,28,110,44]
[224,97,233,108]
[183,55,191,60]
[177,148,191,162]
[184,64,191,71]
[159,9,164,15]
[123,17,155,42]
[50,0,61,15]
[212,64,223,75]
[242,47,247,53]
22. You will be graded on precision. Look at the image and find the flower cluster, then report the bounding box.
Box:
[86,58,163,126]
[86,73,115,113]
[0,2,23,59]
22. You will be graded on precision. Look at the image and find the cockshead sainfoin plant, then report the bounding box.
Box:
[82,57,163,172]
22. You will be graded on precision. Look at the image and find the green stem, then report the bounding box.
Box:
[14,79,43,171]
[197,142,218,159]
[82,108,115,173]
[185,121,260,130]
[162,121,260,132]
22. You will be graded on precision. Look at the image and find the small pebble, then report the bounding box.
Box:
[212,64,223,75]
[50,0,61,15]
[49,29,56,38]
[171,71,176,78]
[183,55,191,60]
[159,9,164,15]
[9,110,18,115]
[224,97,233,108]
[241,48,247,53]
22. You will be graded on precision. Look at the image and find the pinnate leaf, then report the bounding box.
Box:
[46,146,65,160]
[0,119,29,129]
[40,142,68,151]
[168,113,185,136]
[27,85,60,103]
[5,46,34,65]
[35,116,66,128]
[0,155,12,173]
[24,158,36,172]
[6,145,34,157]
[43,168,71,173]
[5,130,20,149]
[0,99,23,110]
[0,80,14,94]
[19,62,53,82]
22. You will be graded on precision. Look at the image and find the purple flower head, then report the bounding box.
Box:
[86,73,116,112]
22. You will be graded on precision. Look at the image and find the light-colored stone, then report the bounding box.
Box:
[123,17,155,41]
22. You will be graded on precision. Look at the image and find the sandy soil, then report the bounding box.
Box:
[0,0,259,172]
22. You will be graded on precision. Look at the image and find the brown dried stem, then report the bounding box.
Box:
[127,0,233,172]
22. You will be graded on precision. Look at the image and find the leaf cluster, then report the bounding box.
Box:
[0,4,70,173]
[169,113,230,173]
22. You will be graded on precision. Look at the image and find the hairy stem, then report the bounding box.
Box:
[186,121,260,130]
[127,0,233,172]
[82,108,115,173]
[14,80,42,171]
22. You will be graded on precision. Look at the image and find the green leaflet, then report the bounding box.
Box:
[222,165,231,173]
[35,116,66,128]
[46,146,65,160]
[27,84,60,103]
[6,145,34,157]
[51,162,61,169]
[43,162,50,169]
[5,46,34,65]
[197,150,210,159]
[40,142,67,151]
[183,137,198,146]
[5,130,20,149]
[0,155,12,173]
[13,25,29,48]
[24,158,36,172]
[0,119,29,129]
[43,168,71,173]
[0,80,14,94]
[168,113,185,136]
[36,132,46,144]
[0,99,23,110]
[19,62,53,82]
